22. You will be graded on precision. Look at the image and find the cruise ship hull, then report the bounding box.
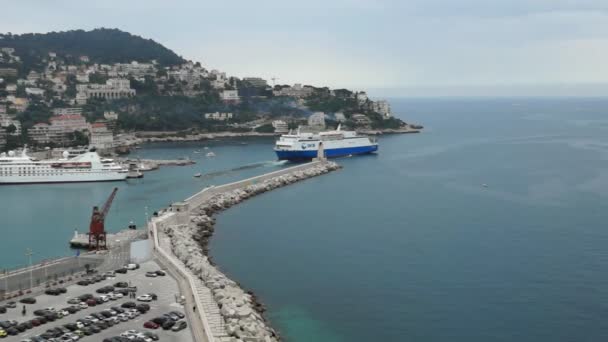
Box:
[0,172,127,184]
[275,144,378,161]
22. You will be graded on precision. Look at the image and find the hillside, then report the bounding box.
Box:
[0,28,184,74]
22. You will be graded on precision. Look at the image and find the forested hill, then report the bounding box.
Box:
[0,28,185,71]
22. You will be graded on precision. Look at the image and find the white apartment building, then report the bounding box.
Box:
[53,107,83,116]
[89,122,114,149]
[220,90,240,102]
[25,87,45,96]
[273,83,314,98]
[370,100,392,118]
[308,112,326,128]
[272,120,289,133]
[204,112,233,121]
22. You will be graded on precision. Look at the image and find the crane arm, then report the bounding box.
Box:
[100,187,118,219]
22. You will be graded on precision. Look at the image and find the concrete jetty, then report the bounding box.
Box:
[150,160,341,342]
[69,229,147,248]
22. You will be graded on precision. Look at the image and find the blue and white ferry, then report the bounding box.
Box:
[274,125,378,160]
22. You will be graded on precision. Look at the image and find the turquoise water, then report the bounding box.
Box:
[3,98,608,341]
[209,98,608,341]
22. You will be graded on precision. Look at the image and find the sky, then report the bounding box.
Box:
[2,0,608,97]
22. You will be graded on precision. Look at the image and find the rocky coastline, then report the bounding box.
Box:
[161,161,341,342]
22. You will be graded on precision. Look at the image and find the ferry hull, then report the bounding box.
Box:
[275,144,378,161]
[0,173,127,184]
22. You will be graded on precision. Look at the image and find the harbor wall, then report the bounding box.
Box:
[150,160,341,342]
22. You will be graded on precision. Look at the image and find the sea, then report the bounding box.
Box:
[3,97,608,341]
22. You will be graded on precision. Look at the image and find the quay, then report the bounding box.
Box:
[69,228,147,248]
[149,159,341,342]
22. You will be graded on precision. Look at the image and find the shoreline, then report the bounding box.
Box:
[114,124,423,149]
[154,161,341,341]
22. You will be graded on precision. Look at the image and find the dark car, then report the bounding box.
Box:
[86,298,97,306]
[151,316,169,325]
[16,323,28,332]
[94,297,104,304]
[64,323,78,331]
[65,306,78,314]
[111,306,125,314]
[43,313,57,322]
[77,280,91,286]
[121,302,136,309]
[5,301,16,308]
[79,293,94,301]
[37,316,47,324]
[114,288,130,295]
[114,282,128,288]
[30,318,41,326]
[0,306,6,314]
[155,270,166,276]
[162,320,175,330]
[115,268,127,274]
[136,304,150,313]
[19,297,36,304]
[96,321,109,329]
[6,327,19,335]
[81,326,93,335]
[45,288,61,295]
[172,320,188,331]
[58,287,67,293]
[89,325,101,333]
[96,285,114,294]
[100,311,113,318]
[91,312,105,320]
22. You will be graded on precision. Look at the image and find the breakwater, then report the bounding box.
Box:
[151,160,340,342]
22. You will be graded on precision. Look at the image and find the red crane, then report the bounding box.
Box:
[88,187,118,250]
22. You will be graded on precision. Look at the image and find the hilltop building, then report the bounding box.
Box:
[273,83,314,98]
[243,77,268,88]
[272,120,289,134]
[220,90,240,103]
[77,78,135,100]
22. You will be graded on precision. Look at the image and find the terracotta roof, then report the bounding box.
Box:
[91,122,107,128]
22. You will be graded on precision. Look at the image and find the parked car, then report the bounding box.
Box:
[143,321,159,329]
[161,320,175,330]
[121,302,137,309]
[145,272,157,277]
[155,270,166,276]
[137,295,153,302]
[143,331,159,341]
[169,311,185,319]
[5,302,16,309]
[20,297,36,304]
[115,268,128,274]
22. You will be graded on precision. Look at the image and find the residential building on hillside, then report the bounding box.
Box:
[272,120,289,133]
[104,111,119,121]
[25,87,45,96]
[89,122,114,149]
[352,113,371,125]
[204,112,233,121]
[370,100,392,118]
[49,114,89,133]
[356,92,368,104]
[77,78,136,100]
[53,107,83,116]
[243,77,268,88]
[220,90,240,103]
[0,114,21,135]
[28,123,51,145]
[273,83,314,98]
[308,112,326,128]
[0,68,17,77]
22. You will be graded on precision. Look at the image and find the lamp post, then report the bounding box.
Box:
[25,248,33,290]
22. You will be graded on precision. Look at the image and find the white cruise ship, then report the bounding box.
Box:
[0,149,128,184]
[274,125,378,160]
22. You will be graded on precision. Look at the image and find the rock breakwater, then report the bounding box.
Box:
[162,161,341,341]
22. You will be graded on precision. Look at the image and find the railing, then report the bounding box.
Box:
[150,214,216,342]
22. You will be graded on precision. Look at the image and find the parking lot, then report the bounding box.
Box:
[1,260,194,342]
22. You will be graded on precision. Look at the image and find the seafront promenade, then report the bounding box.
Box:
[149,160,341,342]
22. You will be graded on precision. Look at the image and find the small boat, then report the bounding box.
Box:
[194,173,202,178]
[203,146,209,150]
[206,152,216,157]
[193,150,202,154]
[482,183,488,188]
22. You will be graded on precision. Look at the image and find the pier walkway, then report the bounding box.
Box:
[149,160,334,342]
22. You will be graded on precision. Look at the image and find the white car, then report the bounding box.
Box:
[125,263,138,270]
[60,309,70,316]
[128,309,140,316]
[85,315,99,323]
[99,295,110,302]
[137,294,152,302]
[112,292,124,299]
[76,321,85,329]
[117,313,129,321]
[78,302,88,309]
